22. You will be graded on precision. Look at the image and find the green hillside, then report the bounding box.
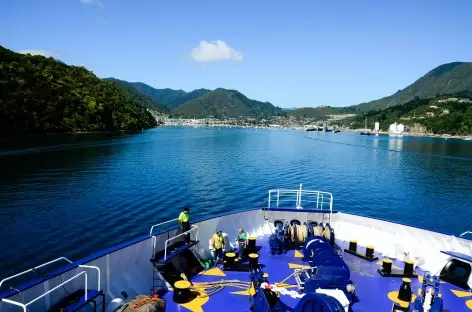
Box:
[104,78,168,113]
[349,95,472,134]
[0,46,156,136]
[128,82,210,110]
[288,106,344,118]
[172,88,282,118]
[353,62,472,112]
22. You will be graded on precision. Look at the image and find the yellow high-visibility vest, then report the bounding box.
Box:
[212,234,223,249]
[179,212,189,223]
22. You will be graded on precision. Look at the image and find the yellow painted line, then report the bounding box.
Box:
[231,283,256,296]
[466,299,472,310]
[387,291,416,308]
[288,263,311,269]
[275,283,298,289]
[451,289,472,298]
[179,290,209,312]
[199,267,226,277]
[294,250,303,258]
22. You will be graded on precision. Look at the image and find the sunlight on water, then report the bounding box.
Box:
[0,127,471,279]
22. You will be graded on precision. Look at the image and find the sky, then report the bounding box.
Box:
[1,0,472,108]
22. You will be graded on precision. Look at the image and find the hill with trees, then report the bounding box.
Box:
[127,82,211,110]
[0,46,157,136]
[104,78,168,113]
[287,106,344,118]
[171,88,282,118]
[351,62,472,112]
[349,95,472,134]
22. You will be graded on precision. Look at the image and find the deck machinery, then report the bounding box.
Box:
[252,223,354,311]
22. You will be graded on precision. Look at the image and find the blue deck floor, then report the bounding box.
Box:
[163,235,470,312]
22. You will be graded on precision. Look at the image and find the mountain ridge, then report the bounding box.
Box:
[352,62,472,112]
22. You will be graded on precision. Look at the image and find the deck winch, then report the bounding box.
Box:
[300,236,355,302]
[269,222,335,255]
[249,268,349,312]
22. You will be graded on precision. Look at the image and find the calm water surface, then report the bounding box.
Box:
[1,127,472,280]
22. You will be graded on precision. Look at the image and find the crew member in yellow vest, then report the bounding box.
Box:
[210,231,225,262]
[178,207,190,244]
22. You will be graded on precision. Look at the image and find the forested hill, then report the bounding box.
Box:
[104,78,168,113]
[172,88,282,118]
[0,46,157,136]
[128,82,211,110]
[352,62,472,112]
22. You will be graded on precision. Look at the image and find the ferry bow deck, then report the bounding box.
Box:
[0,186,471,312]
[161,234,467,312]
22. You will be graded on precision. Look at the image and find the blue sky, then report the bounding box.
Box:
[1,0,472,108]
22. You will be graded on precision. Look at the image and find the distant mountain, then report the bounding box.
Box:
[353,62,472,112]
[0,46,156,136]
[288,106,343,118]
[172,88,283,118]
[104,78,168,113]
[128,82,210,110]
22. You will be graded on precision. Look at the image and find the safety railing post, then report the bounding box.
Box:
[277,190,280,208]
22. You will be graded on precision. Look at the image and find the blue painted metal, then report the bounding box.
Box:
[302,237,354,303]
[408,273,443,312]
[440,250,472,263]
[250,268,346,312]
[63,290,102,312]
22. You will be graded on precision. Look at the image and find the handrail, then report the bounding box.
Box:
[78,265,101,292]
[267,185,334,222]
[164,225,198,262]
[149,218,178,236]
[0,257,73,288]
[2,271,88,312]
[460,231,472,238]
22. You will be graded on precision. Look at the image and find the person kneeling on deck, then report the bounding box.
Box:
[178,207,190,244]
[237,228,248,260]
[211,231,225,263]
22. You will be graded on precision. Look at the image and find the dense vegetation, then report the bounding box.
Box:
[349,95,472,134]
[0,46,157,136]
[129,82,210,110]
[287,106,344,118]
[104,78,168,113]
[171,88,282,118]
[352,62,472,112]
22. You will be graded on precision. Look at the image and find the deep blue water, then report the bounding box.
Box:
[1,127,472,280]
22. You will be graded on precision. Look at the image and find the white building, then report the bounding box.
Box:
[374,122,380,132]
[389,122,407,134]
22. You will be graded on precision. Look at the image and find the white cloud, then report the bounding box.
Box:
[189,40,243,63]
[19,49,57,58]
[80,0,104,8]
[95,17,108,26]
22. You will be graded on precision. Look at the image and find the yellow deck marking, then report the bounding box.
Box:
[387,291,417,308]
[451,289,472,298]
[180,290,209,312]
[275,283,298,289]
[288,263,311,269]
[294,250,303,258]
[231,283,256,296]
[199,267,226,277]
[376,259,401,270]
[466,299,472,310]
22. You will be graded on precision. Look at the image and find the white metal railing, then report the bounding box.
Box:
[163,225,199,262]
[0,257,73,288]
[2,270,93,312]
[149,218,178,236]
[150,218,179,257]
[460,231,472,238]
[267,184,333,213]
